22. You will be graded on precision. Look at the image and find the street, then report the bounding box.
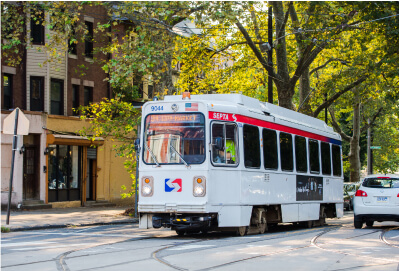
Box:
[2,212,399,271]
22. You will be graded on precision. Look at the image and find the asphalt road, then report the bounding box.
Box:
[2,211,399,271]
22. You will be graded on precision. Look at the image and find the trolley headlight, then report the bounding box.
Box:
[193,176,206,197]
[142,185,152,195]
[141,176,154,197]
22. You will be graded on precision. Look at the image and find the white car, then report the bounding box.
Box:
[353,174,399,229]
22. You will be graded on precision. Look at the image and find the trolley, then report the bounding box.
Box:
[138,93,343,235]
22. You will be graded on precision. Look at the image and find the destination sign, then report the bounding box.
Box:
[147,114,202,124]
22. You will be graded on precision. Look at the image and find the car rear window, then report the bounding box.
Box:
[362,178,399,188]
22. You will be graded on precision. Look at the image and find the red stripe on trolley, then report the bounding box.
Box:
[209,111,341,145]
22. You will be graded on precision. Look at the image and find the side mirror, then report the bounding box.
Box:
[214,137,223,150]
[134,138,140,151]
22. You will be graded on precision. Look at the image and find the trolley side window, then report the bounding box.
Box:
[280,132,293,171]
[321,142,332,175]
[211,122,238,166]
[243,124,260,168]
[263,128,278,170]
[332,144,342,176]
[295,136,307,173]
[309,139,320,174]
[144,113,205,165]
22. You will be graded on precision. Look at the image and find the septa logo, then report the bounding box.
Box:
[165,178,182,192]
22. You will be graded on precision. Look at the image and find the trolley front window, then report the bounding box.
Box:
[144,113,205,165]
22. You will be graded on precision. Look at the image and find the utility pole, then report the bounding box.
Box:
[267,6,273,104]
[367,118,372,175]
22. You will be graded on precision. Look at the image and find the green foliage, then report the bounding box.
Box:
[1,226,10,233]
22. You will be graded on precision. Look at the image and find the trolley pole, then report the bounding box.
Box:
[267,6,273,104]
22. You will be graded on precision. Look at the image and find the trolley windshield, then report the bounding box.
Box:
[144,113,205,165]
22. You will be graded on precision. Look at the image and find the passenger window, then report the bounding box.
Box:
[243,125,260,168]
[263,129,278,170]
[309,140,320,173]
[211,122,238,166]
[280,132,293,171]
[321,142,331,175]
[295,136,307,173]
[332,144,342,176]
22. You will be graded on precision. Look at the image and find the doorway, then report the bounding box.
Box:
[86,148,97,201]
[23,145,39,200]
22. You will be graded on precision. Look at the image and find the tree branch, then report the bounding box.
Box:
[235,20,277,79]
[276,2,292,41]
[310,58,350,75]
[313,76,367,118]
[360,107,384,133]
[328,108,352,142]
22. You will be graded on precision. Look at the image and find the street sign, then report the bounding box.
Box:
[3,108,30,135]
[370,146,381,150]
[3,108,30,225]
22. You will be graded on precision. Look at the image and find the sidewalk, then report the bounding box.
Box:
[1,206,138,232]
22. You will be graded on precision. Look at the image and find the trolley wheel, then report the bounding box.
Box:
[366,221,374,227]
[176,230,185,236]
[300,221,313,228]
[257,212,267,234]
[236,226,248,236]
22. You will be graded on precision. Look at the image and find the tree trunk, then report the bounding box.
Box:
[298,67,312,115]
[348,101,362,182]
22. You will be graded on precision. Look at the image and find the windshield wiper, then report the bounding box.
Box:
[169,144,190,168]
[144,143,160,167]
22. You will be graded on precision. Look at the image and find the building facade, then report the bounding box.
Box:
[1,5,135,209]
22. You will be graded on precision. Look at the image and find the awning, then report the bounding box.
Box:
[47,134,104,146]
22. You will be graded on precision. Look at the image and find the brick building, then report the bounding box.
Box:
[1,4,135,209]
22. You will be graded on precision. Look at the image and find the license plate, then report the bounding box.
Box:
[377,196,388,202]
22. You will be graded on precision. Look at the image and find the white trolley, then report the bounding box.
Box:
[138,93,343,235]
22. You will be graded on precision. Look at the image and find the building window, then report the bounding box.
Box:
[48,145,81,202]
[148,85,154,99]
[50,79,64,115]
[280,132,293,171]
[243,124,260,168]
[30,76,44,111]
[263,128,278,170]
[72,85,79,115]
[295,136,308,173]
[84,86,93,106]
[31,12,45,45]
[85,21,93,58]
[68,24,77,55]
[3,74,13,110]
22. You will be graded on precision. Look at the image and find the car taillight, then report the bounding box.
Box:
[397,193,399,198]
[355,190,368,197]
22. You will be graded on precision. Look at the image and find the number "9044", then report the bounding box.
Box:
[151,105,163,111]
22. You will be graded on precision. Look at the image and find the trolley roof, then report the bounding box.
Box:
[163,94,340,140]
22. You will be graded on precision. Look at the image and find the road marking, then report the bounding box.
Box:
[2,241,56,248]
[23,231,144,238]
[11,243,83,251]
[169,245,215,251]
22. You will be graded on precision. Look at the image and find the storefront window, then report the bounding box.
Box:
[48,145,80,202]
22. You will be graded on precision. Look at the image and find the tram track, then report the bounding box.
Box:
[153,225,399,271]
[152,226,338,271]
[311,226,399,266]
[380,227,399,249]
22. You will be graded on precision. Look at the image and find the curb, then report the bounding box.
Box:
[6,218,139,232]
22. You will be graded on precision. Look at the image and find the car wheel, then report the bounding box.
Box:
[354,216,363,229]
[176,230,185,236]
[366,221,374,227]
